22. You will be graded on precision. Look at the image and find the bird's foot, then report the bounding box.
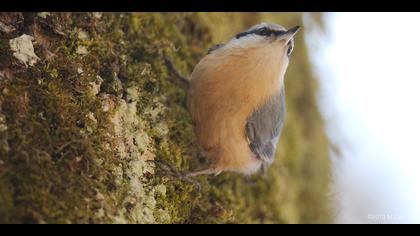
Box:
[147,159,202,191]
[185,168,222,178]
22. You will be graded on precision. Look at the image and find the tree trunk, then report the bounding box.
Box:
[0,12,330,224]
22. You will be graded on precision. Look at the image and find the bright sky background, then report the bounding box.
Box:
[305,12,420,223]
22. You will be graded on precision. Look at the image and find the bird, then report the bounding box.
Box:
[185,23,301,177]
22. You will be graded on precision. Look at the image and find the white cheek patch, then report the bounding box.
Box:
[230,35,266,48]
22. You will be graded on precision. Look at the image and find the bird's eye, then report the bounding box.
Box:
[257,27,270,36]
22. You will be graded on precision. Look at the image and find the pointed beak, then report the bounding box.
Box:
[275,25,301,42]
[286,25,301,36]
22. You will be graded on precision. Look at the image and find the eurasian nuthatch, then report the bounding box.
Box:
[185,23,300,177]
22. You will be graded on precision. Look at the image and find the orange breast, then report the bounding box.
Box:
[187,44,284,173]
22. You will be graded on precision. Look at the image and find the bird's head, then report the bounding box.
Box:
[229,22,300,59]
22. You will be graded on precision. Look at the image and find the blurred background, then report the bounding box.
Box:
[306,12,420,223]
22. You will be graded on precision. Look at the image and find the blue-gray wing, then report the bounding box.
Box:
[245,86,286,165]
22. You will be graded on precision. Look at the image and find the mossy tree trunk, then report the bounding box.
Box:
[0,12,330,224]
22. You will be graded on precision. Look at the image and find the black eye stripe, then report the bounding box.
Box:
[235,28,286,39]
[235,31,251,39]
[256,27,269,35]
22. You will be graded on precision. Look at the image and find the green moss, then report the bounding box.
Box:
[0,13,330,223]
